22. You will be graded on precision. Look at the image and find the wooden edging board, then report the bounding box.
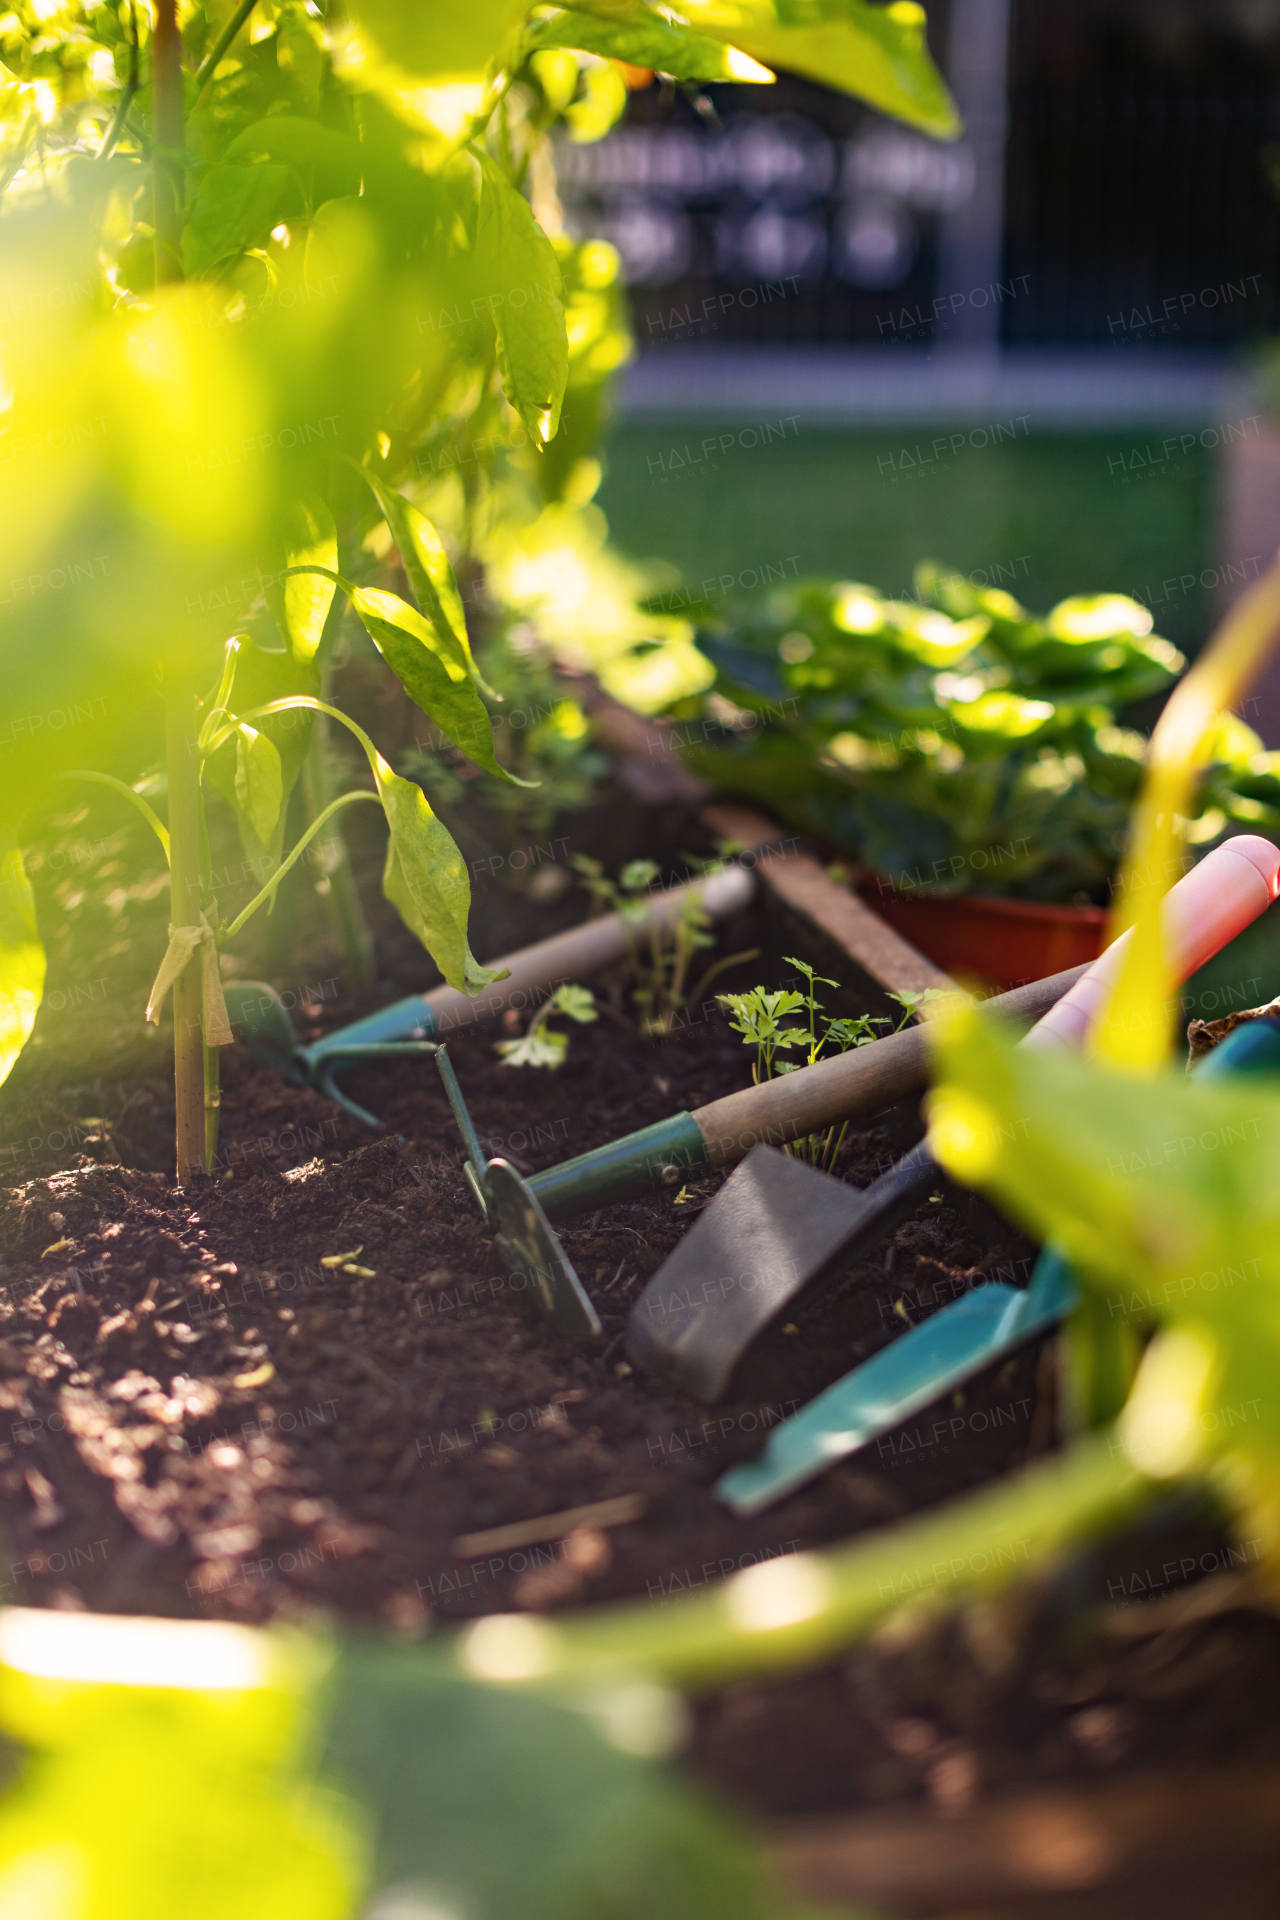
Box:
[573,674,956,1002]
[699,798,957,1002]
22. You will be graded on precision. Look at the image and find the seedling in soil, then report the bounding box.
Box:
[495,985,597,1069]
[571,856,758,1037]
[720,961,942,1171]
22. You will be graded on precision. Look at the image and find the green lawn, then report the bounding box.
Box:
[597,421,1216,651]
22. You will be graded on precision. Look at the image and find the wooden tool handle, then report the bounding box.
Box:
[694,963,1090,1166]
[421,864,756,1035]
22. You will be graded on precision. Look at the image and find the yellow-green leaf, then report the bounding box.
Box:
[375,763,507,993]
[202,640,320,867]
[361,476,492,693]
[233,725,284,847]
[926,1003,1280,1523]
[474,154,568,444]
[273,501,338,666]
[336,577,532,786]
[343,0,530,81]
[0,844,45,1089]
[667,0,960,138]
[530,4,773,82]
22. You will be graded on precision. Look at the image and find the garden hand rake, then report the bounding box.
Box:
[438,966,1092,1341]
[223,863,755,1130]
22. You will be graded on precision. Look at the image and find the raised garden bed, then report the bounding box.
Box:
[3,779,1279,1918]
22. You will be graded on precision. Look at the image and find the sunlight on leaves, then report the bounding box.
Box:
[0,847,46,1090]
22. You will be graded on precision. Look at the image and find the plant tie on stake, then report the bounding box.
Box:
[145,909,234,1048]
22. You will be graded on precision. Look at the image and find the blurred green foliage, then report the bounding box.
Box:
[0,1610,869,1920]
[680,567,1280,902]
[599,424,1218,655]
[0,1,958,1907]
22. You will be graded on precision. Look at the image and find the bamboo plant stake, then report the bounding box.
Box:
[152,0,212,1182]
[163,685,209,1183]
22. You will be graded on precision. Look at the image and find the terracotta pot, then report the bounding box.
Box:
[857,877,1107,988]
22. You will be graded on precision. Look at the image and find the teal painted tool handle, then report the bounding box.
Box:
[303,996,437,1063]
[716,1248,1078,1516]
[1195,1013,1280,1079]
[529,1112,709,1219]
[715,1013,1280,1515]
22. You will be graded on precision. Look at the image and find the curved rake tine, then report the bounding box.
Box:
[310,1042,441,1063]
[434,1048,489,1202]
[315,1069,388,1132]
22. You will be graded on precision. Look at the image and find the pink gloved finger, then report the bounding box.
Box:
[1025,834,1280,1054]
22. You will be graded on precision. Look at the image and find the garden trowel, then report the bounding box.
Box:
[715,1003,1280,1514]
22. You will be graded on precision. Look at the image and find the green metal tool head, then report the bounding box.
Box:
[434,1050,601,1340]
[483,1158,602,1341]
[223,981,304,1075]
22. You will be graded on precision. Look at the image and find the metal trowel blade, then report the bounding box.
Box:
[483,1158,602,1341]
[626,1142,939,1403]
[223,980,302,1071]
[716,1248,1078,1515]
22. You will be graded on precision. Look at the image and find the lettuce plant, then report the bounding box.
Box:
[682,566,1280,903]
[0,0,957,1182]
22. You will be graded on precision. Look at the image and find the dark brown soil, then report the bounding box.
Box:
[5,772,1279,1865]
[0,935,1041,1629]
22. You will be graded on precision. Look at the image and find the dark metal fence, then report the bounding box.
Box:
[556,0,1280,350]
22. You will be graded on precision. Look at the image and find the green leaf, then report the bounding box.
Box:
[222,117,365,206]
[665,0,960,137]
[361,474,490,692]
[474,153,568,444]
[343,0,531,80]
[549,983,597,1022]
[375,762,506,993]
[0,843,46,1089]
[269,501,338,666]
[322,1647,812,1920]
[203,640,320,866]
[322,573,531,786]
[234,724,284,847]
[927,1005,1280,1500]
[182,161,298,277]
[496,1024,570,1066]
[531,2,769,81]
[0,1618,360,1916]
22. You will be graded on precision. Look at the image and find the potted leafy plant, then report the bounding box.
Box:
[678,565,1280,983]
